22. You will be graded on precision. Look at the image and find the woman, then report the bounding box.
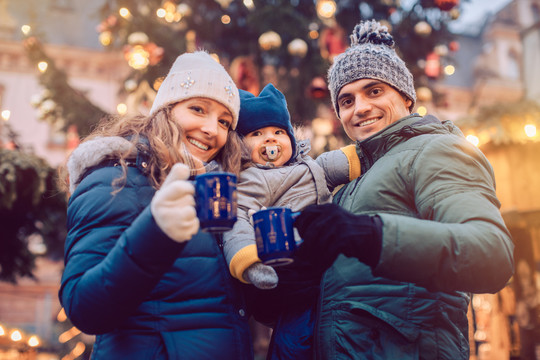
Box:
[59,51,253,359]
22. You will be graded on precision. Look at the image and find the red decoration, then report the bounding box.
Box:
[448,41,460,52]
[319,25,347,62]
[434,0,459,11]
[425,52,441,78]
[307,76,329,99]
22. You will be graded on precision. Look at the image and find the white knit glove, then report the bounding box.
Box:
[150,163,199,243]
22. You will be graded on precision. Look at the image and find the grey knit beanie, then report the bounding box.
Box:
[150,51,240,129]
[328,20,416,118]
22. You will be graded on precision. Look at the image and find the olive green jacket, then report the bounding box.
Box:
[316,114,514,359]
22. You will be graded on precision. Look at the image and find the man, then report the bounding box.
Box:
[293,20,514,359]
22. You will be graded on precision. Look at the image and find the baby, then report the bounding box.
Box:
[223,83,360,289]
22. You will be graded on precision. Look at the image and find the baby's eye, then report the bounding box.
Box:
[275,129,286,135]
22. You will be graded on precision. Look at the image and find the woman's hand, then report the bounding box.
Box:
[151,163,200,242]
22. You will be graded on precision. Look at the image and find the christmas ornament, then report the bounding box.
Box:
[434,0,459,12]
[414,21,432,37]
[258,31,282,51]
[287,38,308,58]
[425,52,440,78]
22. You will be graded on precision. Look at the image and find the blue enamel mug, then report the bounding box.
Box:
[252,207,301,266]
[192,172,237,232]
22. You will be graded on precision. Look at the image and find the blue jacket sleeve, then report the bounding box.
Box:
[59,167,186,334]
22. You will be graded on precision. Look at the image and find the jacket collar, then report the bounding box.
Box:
[355,114,449,171]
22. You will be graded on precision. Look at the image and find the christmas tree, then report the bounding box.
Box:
[6,0,464,281]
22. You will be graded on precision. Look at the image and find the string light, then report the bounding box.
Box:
[524,124,536,138]
[59,326,81,343]
[1,110,10,121]
[21,25,31,35]
[119,7,132,19]
[117,103,127,115]
[417,106,427,116]
[57,308,68,322]
[0,324,5,336]
[444,65,455,76]
[10,330,22,342]
[243,0,255,9]
[38,61,48,73]
[221,15,231,24]
[316,0,337,19]
[28,335,40,347]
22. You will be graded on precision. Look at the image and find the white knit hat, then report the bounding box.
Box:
[150,51,240,129]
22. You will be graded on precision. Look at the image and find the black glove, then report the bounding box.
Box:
[294,203,383,273]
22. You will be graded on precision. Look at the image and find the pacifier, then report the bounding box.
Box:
[265,145,278,160]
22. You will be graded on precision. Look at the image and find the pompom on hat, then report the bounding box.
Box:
[236,83,297,162]
[150,51,240,129]
[327,20,416,118]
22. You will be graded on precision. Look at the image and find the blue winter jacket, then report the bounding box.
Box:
[59,136,253,359]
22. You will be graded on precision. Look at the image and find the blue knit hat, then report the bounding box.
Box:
[237,83,296,162]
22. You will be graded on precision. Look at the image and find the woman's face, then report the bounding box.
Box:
[171,98,232,162]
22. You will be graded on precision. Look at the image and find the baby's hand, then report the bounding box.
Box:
[151,163,199,243]
[244,262,278,289]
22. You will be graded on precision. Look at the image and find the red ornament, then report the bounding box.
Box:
[434,0,459,11]
[425,52,441,78]
[448,41,460,52]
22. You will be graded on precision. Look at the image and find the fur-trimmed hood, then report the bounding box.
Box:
[67,136,136,194]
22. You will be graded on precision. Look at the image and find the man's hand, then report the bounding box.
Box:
[294,203,383,272]
[151,163,199,242]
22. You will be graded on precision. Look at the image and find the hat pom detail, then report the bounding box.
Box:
[350,20,394,49]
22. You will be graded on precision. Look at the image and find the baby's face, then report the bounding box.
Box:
[244,126,293,167]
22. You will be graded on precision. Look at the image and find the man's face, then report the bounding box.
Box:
[337,79,412,141]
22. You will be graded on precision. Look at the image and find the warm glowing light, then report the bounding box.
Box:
[72,342,86,357]
[525,124,537,137]
[417,106,427,116]
[258,31,282,51]
[466,134,480,147]
[0,325,5,336]
[21,25,31,35]
[38,61,48,73]
[1,110,10,121]
[316,0,337,19]
[117,103,127,115]
[221,15,231,24]
[59,327,81,343]
[156,8,166,18]
[309,30,319,39]
[57,308,67,322]
[99,31,113,46]
[119,7,131,19]
[10,330,22,342]
[210,53,220,64]
[127,45,150,70]
[28,335,40,347]
[243,0,255,9]
[444,65,455,75]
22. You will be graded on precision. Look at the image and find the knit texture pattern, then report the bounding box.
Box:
[150,51,240,129]
[237,83,296,161]
[328,20,416,117]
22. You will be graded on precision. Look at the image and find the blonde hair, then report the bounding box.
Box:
[59,103,242,194]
